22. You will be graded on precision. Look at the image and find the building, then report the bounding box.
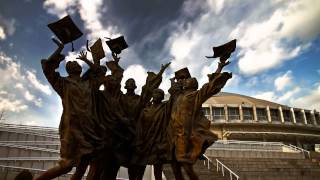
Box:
[202,92,320,151]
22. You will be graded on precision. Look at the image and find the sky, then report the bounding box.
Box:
[0,0,319,127]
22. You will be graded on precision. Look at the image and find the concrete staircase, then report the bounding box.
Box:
[163,160,229,180]
[210,157,320,180]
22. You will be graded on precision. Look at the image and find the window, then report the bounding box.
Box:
[256,108,267,121]
[212,107,225,121]
[305,112,313,124]
[294,111,304,124]
[315,113,320,125]
[243,107,253,121]
[270,109,280,122]
[283,109,292,122]
[201,107,211,120]
[228,107,240,121]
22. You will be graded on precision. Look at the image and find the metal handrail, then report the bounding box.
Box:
[288,144,310,158]
[202,154,212,169]
[216,158,239,180]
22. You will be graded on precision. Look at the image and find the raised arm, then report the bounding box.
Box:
[77,51,97,70]
[41,38,65,96]
[158,62,171,76]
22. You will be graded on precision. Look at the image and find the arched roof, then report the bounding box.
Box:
[204,92,288,109]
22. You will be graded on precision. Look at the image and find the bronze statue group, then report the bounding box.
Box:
[31,15,235,180]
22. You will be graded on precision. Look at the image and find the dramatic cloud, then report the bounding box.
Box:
[43,0,77,18]
[290,84,320,110]
[0,52,49,111]
[122,64,148,94]
[233,0,320,75]
[43,0,118,40]
[26,71,52,95]
[274,70,292,91]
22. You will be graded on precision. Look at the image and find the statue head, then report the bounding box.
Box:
[125,78,137,90]
[66,61,82,76]
[104,75,118,90]
[152,88,164,103]
[183,77,198,91]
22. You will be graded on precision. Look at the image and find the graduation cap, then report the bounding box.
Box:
[206,39,236,61]
[48,15,83,51]
[89,38,105,64]
[106,36,128,54]
[174,67,191,80]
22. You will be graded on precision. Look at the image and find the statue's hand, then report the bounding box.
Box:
[112,52,120,63]
[161,62,171,71]
[52,38,64,49]
[76,51,88,61]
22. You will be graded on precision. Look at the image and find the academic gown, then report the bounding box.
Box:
[170,72,232,163]
[41,57,104,167]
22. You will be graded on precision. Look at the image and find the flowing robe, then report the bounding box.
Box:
[41,57,104,167]
[132,99,174,165]
[170,72,232,163]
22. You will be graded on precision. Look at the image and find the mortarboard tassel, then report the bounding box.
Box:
[71,41,74,52]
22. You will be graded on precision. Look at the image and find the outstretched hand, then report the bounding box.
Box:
[161,62,171,71]
[76,51,88,61]
[112,52,120,63]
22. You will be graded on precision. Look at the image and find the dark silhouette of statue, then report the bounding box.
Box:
[168,60,233,180]
[41,15,237,180]
[14,170,33,180]
[35,39,105,180]
[132,88,174,180]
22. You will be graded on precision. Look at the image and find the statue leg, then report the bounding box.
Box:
[128,165,146,180]
[34,164,73,180]
[70,156,90,180]
[171,161,185,180]
[181,163,199,180]
[103,164,120,180]
[86,161,98,180]
[153,164,163,180]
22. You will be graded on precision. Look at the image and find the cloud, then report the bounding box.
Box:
[274,70,292,91]
[253,87,300,105]
[43,0,118,40]
[0,26,5,40]
[0,52,48,111]
[277,86,300,102]
[253,91,278,103]
[0,96,28,112]
[0,14,16,40]
[122,64,148,94]
[26,71,52,95]
[232,0,320,75]
[43,0,77,18]
[289,84,320,110]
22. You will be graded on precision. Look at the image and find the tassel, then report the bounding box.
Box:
[71,41,74,52]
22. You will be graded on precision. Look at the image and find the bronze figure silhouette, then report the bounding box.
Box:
[38,14,236,180]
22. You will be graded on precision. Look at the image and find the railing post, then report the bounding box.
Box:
[222,166,224,176]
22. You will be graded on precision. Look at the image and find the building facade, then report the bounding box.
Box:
[202,92,320,151]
